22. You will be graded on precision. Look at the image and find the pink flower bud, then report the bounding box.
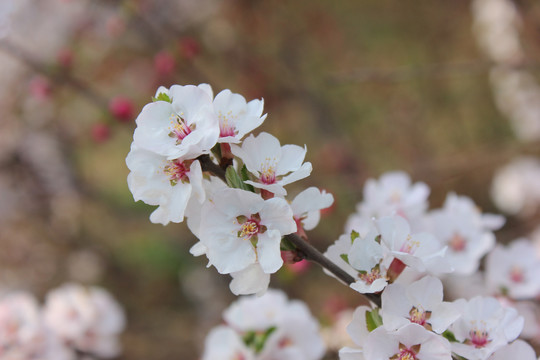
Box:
[286,259,310,274]
[91,123,111,143]
[29,76,52,100]
[109,96,134,123]
[154,51,175,76]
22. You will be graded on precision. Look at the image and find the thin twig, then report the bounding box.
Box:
[285,233,381,307]
[199,154,227,182]
[197,154,382,307]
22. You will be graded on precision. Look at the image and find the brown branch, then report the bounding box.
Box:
[285,233,381,307]
[198,154,227,182]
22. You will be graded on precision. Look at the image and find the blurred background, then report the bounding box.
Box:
[1,0,540,359]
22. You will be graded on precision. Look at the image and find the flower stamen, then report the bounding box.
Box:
[466,321,491,348]
[169,113,194,143]
[400,235,420,254]
[260,157,277,184]
[163,160,190,185]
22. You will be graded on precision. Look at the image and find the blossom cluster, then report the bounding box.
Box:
[126,84,333,295]
[340,279,530,360]
[0,283,125,360]
[322,172,540,360]
[127,85,540,360]
[202,289,325,360]
[327,171,504,293]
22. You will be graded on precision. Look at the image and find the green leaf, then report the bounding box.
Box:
[254,327,276,353]
[240,165,255,192]
[350,230,359,243]
[152,92,171,103]
[243,331,256,347]
[340,254,349,264]
[365,308,383,332]
[225,166,250,190]
[442,330,458,343]
[211,143,222,160]
[242,327,277,354]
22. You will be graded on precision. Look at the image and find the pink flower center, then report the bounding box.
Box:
[236,214,266,242]
[449,233,467,252]
[278,337,293,348]
[468,328,490,348]
[509,266,524,283]
[234,353,246,360]
[260,158,277,184]
[409,307,431,326]
[398,350,417,360]
[218,111,237,137]
[169,114,193,142]
[391,345,419,360]
[359,267,382,285]
[239,220,260,240]
[164,160,190,185]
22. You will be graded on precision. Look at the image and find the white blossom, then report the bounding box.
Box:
[230,132,312,196]
[229,263,270,296]
[328,216,451,295]
[377,216,452,275]
[381,276,460,334]
[338,305,371,360]
[324,233,360,280]
[426,193,504,275]
[364,324,452,360]
[485,239,540,300]
[290,187,334,232]
[213,89,267,143]
[133,84,219,160]
[487,340,538,360]
[345,171,429,234]
[43,284,126,359]
[0,292,71,360]
[222,289,325,360]
[126,144,205,225]
[202,325,255,360]
[347,226,389,294]
[198,188,296,281]
[449,296,523,360]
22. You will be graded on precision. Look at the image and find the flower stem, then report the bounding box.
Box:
[199,154,227,181]
[284,233,381,307]
[197,154,382,307]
